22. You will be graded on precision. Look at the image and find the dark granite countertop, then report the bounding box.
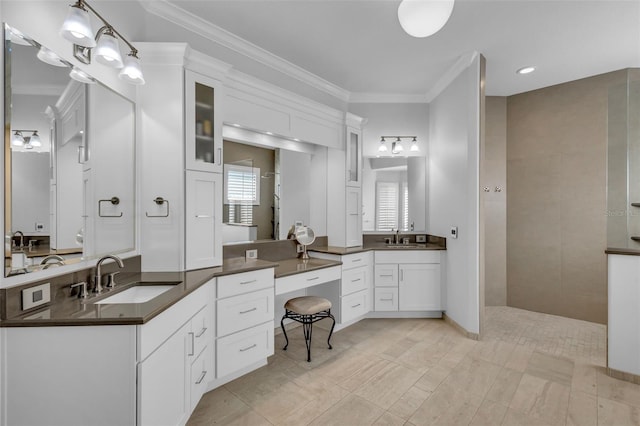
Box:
[274,258,342,278]
[310,242,446,255]
[605,247,640,256]
[0,258,277,327]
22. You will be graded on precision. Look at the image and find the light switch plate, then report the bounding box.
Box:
[245,249,258,260]
[22,283,51,311]
[450,226,458,239]
[416,235,427,243]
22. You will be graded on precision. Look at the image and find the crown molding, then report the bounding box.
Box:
[139,0,351,102]
[349,92,428,104]
[425,51,479,103]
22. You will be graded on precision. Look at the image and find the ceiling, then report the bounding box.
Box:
[156,0,640,99]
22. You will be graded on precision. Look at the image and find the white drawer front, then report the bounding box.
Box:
[275,266,341,295]
[374,288,399,311]
[217,268,274,299]
[341,252,370,270]
[341,289,369,323]
[190,305,212,360]
[217,287,274,337]
[189,345,211,412]
[341,267,368,296]
[375,250,441,264]
[217,322,274,378]
[374,264,398,287]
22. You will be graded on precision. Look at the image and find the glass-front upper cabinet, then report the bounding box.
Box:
[185,70,223,173]
[346,126,362,187]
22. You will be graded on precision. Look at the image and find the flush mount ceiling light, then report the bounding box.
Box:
[59,0,144,84]
[517,66,536,75]
[397,0,455,38]
[379,136,419,154]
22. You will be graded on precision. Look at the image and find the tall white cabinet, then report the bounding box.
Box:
[139,44,227,271]
[327,114,364,247]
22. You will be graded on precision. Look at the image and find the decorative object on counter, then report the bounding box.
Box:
[397,0,455,38]
[378,135,419,154]
[294,225,316,260]
[280,296,336,362]
[59,0,145,84]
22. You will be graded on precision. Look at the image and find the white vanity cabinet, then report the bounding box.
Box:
[374,251,442,313]
[139,45,227,271]
[216,268,275,379]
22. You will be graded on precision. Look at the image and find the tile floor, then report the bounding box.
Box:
[188,307,640,425]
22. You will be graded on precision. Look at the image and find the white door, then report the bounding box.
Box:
[185,171,222,269]
[399,263,441,311]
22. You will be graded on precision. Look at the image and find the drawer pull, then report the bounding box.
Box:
[239,307,257,315]
[240,279,257,285]
[195,215,213,218]
[195,370,207,384]
[351,303,362,308]
[380,298,394,302]
[352,259,362,262]
[188,332,195,356]
[239,343,257,352]
[351,278,361,283]
[379,274,393,277]
[195,327,207,338]
[307,276,320,281]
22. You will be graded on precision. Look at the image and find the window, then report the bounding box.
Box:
[224,164,260,225]
[375,181,410,231]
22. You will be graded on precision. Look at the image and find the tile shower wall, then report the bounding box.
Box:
[506,70,629,324]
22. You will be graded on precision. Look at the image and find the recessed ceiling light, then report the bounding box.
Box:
[516,66,536,75]
[293,138,300,142]
[265,131,273,135]
[232,123,241,127]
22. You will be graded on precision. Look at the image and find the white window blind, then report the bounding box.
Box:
[224,164,260,225]
[376,182,399,231]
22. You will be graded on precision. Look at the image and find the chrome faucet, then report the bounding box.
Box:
[93,255,124,294]
[12,231,24,250]
[40,254,65,265]
[394,229,401,245]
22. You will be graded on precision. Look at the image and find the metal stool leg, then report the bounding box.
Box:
[302,317,313,362]
[281,313,290,351]
[327,310,336,350]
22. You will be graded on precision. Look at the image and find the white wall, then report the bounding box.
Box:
[11,153,49,236]
[428,54,482,335]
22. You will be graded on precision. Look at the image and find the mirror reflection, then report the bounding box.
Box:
[4,24,136,276]
[362,156,427,232]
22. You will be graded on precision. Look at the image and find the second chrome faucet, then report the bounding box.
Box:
[93,255,124,294]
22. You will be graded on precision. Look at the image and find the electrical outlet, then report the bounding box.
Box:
[22,283,51,311]
[450,226,458,239]
[416,235,427,243]
[245,249,258,260]
[35,222,44,231]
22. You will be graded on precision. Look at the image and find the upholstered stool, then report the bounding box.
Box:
[280,296,336,362]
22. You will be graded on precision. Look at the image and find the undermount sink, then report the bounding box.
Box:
[385,244,419,248]
[93,283,178,304]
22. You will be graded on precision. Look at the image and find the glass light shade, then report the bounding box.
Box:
[397,0,455,38]
[378,142,388,152]
[7,27,32,46]
[410,141,420,152]
[59,4,96,48]
[11,132,24,147]
[69,67,96,84]
[29,132,42,147]
[95,30,123,68]
[37,46,67,67]
[118,53,145,85]
[394,141,404,152]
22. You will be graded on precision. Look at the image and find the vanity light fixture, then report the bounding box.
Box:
[59,0,145,84]
[379,136,418,154]
[69,67,97,84]
[517,66,536,75]
[6,26,33,46]
[11,130,42,149]
[397,0,455,38]
[36,46,67,67]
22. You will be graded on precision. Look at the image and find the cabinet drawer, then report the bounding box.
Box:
[190,345,211,412]
[341,289,369,323]
[375,250,441,264]
[217,322,274,378]
[342,267,368,296]
[341,252,370,270]
[217,287,274,336]
[374,264,398,287]
[217,268,274,299]
[190,305,212,360]
[275,265,341,295]
[374,288,399,311]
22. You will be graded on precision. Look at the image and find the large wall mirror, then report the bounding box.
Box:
[362,155,427,232]
[4,24,136,277]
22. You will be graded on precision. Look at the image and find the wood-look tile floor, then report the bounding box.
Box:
[188,307,640,425]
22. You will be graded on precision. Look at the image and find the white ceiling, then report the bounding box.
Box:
[156,0,640,99]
